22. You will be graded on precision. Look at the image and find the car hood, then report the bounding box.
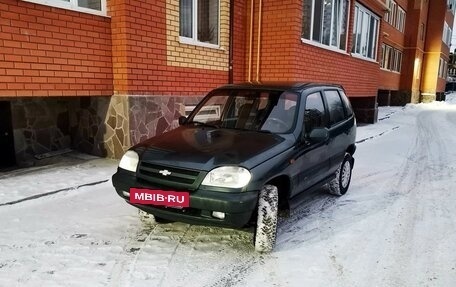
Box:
[134,126,294,171]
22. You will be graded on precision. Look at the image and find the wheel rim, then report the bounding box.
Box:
[341,161,351,188]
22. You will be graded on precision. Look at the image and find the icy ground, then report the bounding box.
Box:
[1,94,456,287]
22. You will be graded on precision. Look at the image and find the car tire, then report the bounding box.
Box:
[254,184,279,253]
[138,209,172,224]
[328,153,353,196]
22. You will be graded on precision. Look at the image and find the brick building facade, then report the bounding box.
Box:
[0,0,454,166]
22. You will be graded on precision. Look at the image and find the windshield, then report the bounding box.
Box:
[187,89,299,133]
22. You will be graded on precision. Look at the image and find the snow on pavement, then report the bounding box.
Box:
[0,153,118,205]
[1,94,456,286]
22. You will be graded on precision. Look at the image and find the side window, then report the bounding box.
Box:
[338,90,354,117]
[304,92,326,134]
[324,90,346,125]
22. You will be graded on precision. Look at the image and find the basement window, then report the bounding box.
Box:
[179,0,220,48]
[23,0,106,16]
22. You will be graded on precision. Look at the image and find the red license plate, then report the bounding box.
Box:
[129,188,190,208]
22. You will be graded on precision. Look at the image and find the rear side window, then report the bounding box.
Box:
[324,90,346,125]
[304,92,326,134]
[338,90,353,117]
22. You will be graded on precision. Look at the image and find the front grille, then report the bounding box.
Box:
[137,162,202,190]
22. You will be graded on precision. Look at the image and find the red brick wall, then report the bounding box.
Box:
[109,0,229,96]
[422,1,449,95]
[232,0,247,83]
[251,0,301,82]
[254,0,381,98]
[294,46,380,98]
[379,70,401,90]
[0,0,113,97]
[399,0,428,94]
[380,0,406,91]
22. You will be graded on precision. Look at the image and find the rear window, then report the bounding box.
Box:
[324,90,346,125]
[338,90,354,117]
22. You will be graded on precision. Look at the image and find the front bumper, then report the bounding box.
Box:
[112,170,258,228]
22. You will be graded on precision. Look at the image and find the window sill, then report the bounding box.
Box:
[179,37,223,50]
[23,0,107,17]
[350,53,379,64]
[380,68,401,74]
[301,38,349,56]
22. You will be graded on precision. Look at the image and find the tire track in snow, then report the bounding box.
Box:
[157,224,257,287]
[204,255,263,287]
[274,188,339,249]
[0,179,109,207]
[108,215,257,287]
[362,108,456,286]
[356,126,400,144]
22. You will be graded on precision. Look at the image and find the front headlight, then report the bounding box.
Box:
[119,150,139,172]
[202,166,251,188]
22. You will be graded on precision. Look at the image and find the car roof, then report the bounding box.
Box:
[215,82,343,92]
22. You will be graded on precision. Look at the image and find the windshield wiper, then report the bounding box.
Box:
[186,121,220,129]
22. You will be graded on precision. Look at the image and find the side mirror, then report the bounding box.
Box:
[178,116,187,126]
[308,127,329,143]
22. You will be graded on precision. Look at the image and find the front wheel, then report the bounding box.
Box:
[254,185,279,253]
[328,153,353,196]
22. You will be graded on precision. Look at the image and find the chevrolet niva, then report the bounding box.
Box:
[112,83,356,252]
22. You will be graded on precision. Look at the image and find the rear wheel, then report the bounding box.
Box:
[328,153,353,196]
[254,185,279,253]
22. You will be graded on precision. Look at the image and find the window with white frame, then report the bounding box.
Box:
[395,7,406,32]
[381,44,391,70]
[443,22,452,47]
[384,1,405,33]
[385,1,397,26]
[180,0,220,46]
[392,49,402,72]
[384,2,390,23]
[302,0,349,51]
[23,0,105,14]
[352,3,379,60]
[381,44,402,72]
[438,58,448,78]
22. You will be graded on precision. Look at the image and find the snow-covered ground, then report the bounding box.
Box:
[1,94,456,287]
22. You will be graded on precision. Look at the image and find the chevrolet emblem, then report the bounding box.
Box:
[159,169,172,176]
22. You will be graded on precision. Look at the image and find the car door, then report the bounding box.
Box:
[322,89,350,174]
[290,91,330,197]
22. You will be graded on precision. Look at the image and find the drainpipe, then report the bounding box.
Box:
[255,0,263,82]
[248,0,254,82]
[228,0,234,84]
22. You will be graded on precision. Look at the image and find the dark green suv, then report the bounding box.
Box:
[112,83,356,252]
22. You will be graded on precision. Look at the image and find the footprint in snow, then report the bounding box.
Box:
[71,233,88,239]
